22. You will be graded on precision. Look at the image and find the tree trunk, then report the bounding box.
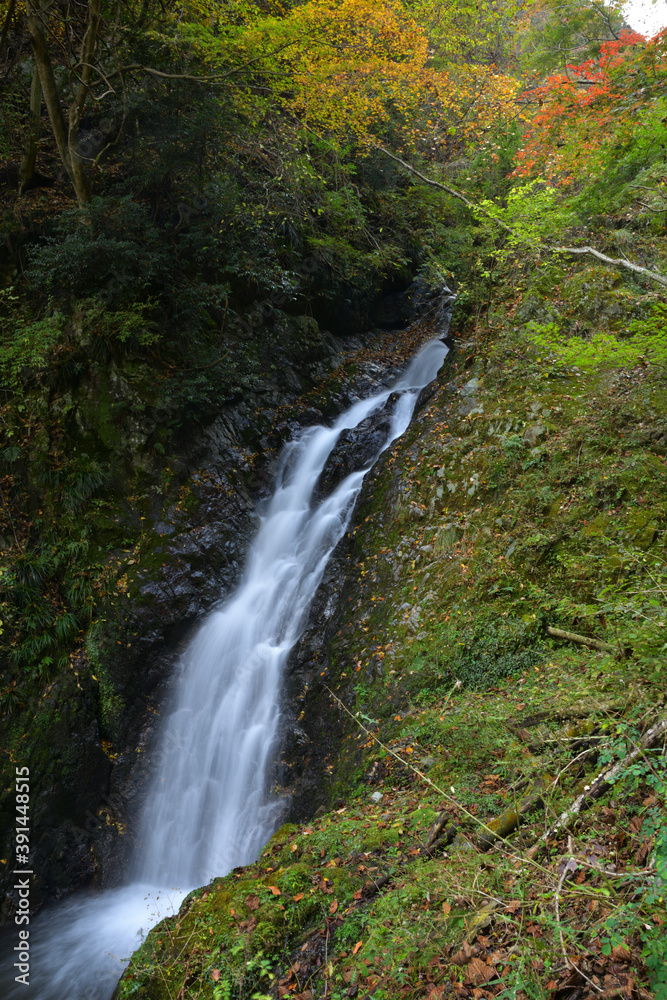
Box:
[66,0,100,205]
[25,0,93,206]
[18,65,42,195]
[26,0,74,181]
[0,0,17,60]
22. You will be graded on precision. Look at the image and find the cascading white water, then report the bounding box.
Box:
[2,337,448,1000]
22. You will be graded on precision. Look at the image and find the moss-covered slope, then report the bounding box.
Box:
[117,258,667,1000]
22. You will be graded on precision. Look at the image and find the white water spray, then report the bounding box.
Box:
[2,337,448,1000]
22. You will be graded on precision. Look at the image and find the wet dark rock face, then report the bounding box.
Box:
[0,325,415,920]
[0,283,454,920]
[280,290,455,820]
[317,404,395,497]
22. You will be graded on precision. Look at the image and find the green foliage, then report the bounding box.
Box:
[0,87,23,161]
[519,0,626,74]
[597,723,667,998]
[466,121,524,199]
[0,534,93,678]
[28,198,172,307]
[526,301,667,372]
[412,613,547,695]
[0,297,65,395]
[482,180,578,255]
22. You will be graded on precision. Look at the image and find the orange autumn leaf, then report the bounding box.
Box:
[268,885,281,895]
[353,941,363,955]
[330,899,338,914]
[292,893,304,902]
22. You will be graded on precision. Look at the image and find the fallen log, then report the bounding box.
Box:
[476,774,555,851]
[547,626,615,653]
[526,717,667,860]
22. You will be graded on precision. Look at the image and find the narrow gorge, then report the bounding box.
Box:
[1,0,666,996]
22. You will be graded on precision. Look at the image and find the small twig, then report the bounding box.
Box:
[323,685,553,876]
[555,842,571,967]
[108,33,306,86]
[324,684,507,847]
[555,838,604,992]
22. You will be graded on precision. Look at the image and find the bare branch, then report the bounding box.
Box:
[376,145,479,213]
[377,146,667,289]
[110,34,303,86]
[527,717,667,861]
[552,245,667,287]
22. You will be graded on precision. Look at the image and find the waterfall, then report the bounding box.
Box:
[1,337,448,1000]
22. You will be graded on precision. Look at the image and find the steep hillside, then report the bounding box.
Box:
[116,250,667,999]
